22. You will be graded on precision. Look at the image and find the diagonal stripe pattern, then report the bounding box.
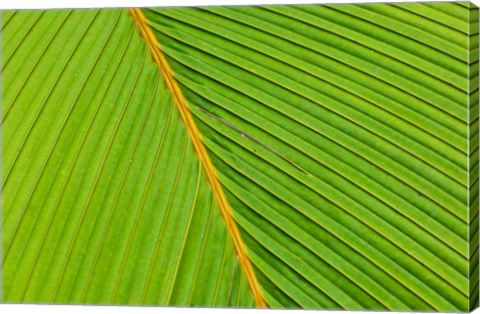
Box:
[143,2,479,311]
[1,9,254,306]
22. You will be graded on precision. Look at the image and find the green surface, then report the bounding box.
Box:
[2,2,479,311]
[1,9,253,306]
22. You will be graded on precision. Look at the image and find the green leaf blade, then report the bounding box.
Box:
[2,8,254,307]
[143,2,477,311]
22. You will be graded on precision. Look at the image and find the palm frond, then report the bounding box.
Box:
[1,2,478,311]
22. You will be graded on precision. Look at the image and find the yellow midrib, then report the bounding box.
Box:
[128,8,266,308]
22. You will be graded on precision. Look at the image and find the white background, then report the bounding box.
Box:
[0,0,479,313]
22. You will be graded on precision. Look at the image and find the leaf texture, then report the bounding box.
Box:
[1,9,254,306]
[142,2,479,311]
[1,1,479,311]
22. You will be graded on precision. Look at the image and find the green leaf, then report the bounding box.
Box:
[142,2,478,311]
[1,9,254,307]
[2,2,479,312]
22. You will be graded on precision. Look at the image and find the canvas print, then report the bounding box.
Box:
[1,1,479,312]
